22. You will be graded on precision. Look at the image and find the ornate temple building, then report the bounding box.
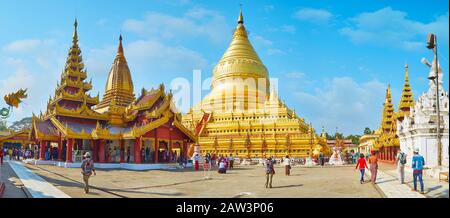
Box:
[397,57,449,177]
[29,20,195,164]
[373,64,414,162]
[181,10,328,158]
[0,129,33,150]
[358,131,380,155]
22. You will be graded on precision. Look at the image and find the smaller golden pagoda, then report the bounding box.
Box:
[374,65,414,162]
[95,34,135,125]
[396,64,414,122]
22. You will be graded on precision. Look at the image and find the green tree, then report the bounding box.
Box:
[363,127,372,135]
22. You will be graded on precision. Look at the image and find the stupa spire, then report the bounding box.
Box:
[72,18,78,47]
[238,5,244,24]
[397,63,414,121]
[116,34,126,62]
[96,34,135,112]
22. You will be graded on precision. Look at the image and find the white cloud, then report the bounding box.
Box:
[4,39,41,52]
[96,18,108,27]
[340,7,449,50]
[252,35,273,47]
[281,25,296,33]
[126,40,207,71]
[263,5,275,12]
[285,71,305,79]
[267,48,285,56]
[292,77,387,135]
[122,8,229,44]
[294,8,333,24]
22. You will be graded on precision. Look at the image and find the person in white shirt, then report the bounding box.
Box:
[283,155,291,176]
[228,154,234,169]
[218,161,226,174]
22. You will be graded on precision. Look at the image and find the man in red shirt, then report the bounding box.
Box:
[355,153,369,184]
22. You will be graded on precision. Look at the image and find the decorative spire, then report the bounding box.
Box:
[238,5,244,24]
[116,34,125,61]
[73,18,78,46]
[96,33,135,112]
[386,84,391,101]
[397,63,414,120]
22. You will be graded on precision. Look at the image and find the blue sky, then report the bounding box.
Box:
[0,0,448,135]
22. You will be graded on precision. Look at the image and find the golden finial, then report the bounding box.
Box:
[404,63,409,82]
[73,18,78,41]
[116,34,125,60]
[238,4,244,24]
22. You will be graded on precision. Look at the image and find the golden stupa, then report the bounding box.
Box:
[182,10,329,158]
[95,35,135,125]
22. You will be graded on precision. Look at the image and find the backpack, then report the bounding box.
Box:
[399,153,407,165]
[83,159,93,175]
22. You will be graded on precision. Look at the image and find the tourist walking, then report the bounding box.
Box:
[228,154,234,169]
[145,147,150,163]
[81,152,96,194]
[141,147,145,163]
[8,147,13,160]
[265,157,275,188]
[0,148,4,165]
[319,152,324,167]
[368,151,378,184]
[194,153,200,171]
[126,146,131,163]
[395,148,407,184]
[411,147,425,194]
[355,153,369,184]
[283,155,291,176]
[211,153,217,167]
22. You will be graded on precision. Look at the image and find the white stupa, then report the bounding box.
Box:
[397,56,449,178]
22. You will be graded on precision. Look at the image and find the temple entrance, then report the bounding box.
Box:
[105,140,120,163]
[142,138,155,163]
[125,139,134,163]
[172,141,182,163]
[158,141,169,163]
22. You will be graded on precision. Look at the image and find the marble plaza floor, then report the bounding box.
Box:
[0,160,28,198]
[370,163,449,198]
[21,163,383,198]
[5,159,447,198]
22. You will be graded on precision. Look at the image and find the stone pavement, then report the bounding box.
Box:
[0,160,28,198]
[24,164,382,198]
[365,163,449,198]
[7,160,70,198]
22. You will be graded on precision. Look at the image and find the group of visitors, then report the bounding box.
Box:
[1,146,35,161]
[354,147,426,194]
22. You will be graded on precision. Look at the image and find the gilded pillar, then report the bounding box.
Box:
[134,137,142,164]
[39,140,46,160]
[154,129,159,163]
[98,139,105,163]
[57,137,63,161]
[66,138,73,163]
[120,140,125,163]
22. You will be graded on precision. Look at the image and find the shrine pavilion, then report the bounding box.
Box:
[29,20,195,164]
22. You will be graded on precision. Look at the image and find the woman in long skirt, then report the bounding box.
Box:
[368,151,378,184]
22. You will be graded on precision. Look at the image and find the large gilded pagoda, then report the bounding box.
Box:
[30,20,195,164]
[182,10,329,158]
[373,64,414,162]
